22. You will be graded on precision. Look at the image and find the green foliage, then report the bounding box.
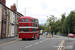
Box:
[43,23,49,32]
[39,24,48,32]
[61,13,66,24]
[40,11,75,34]
[57,32,61,33]
[39,24,44,30]
[46,15,60,33]
[62,11,75,34]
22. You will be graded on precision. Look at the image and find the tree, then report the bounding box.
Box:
[62,11,75,34]
[69,11,75,33]
[61,13,66,33]
[43,22,49,32]
[54,20,61,33]
[61,13,66,24]
[47,15,57,33]
[39,24,44,30]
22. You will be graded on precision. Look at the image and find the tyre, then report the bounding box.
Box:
[34,34,35,40]
[22,38,25,40]
[37,35,40,39]
[37,37,39,39]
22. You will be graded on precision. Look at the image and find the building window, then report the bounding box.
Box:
[3,23,6,34]
[13,13,15,19]
[0,0,2,2]
[4,7,6,19]
[1,0,4,2]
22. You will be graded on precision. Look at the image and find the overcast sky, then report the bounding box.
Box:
[6,0,75,24]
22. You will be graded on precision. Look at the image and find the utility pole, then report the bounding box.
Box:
[24,7,30,16]
[25,8,26,16]
[14,0,18,36]
[68,28,70,40]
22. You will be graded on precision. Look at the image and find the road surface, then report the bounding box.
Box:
[0,35,75,50]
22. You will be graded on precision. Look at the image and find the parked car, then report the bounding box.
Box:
[68,33,74,38]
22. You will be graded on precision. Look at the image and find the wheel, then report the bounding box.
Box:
[37,35,40,39]
[34,34,35,40]
[22,38,25,40]
[37,37,40,39]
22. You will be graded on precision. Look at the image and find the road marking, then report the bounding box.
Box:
[25,39,50,49]
[43,40,46,41]
[20,49,22,50]
[40,41,43,43]
[25,44,33,48]
[34,42,39,45]
[0,39,20,46]
[60,40,65,50]
[58,40,64,50]
[58,40,65,50]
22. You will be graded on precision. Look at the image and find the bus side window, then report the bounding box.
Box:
[20,28,25,32]
[31,19,33,22]
[21,19,24,22]
[31,19,38,23]
[35,20,38,23]
[32,28,37,32]
[33,24,38,27]
[25,28,29,32]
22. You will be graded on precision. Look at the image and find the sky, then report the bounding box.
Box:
[6,0,75,24]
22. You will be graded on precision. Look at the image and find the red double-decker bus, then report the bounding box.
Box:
[19,16,40,40]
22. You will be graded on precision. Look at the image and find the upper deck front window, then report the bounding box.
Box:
[35,20,38,23]
[21,19,29,22]
[31,19,34,22]
[25,19,29,22]
[21,19,24,22]
[31,19,38,23]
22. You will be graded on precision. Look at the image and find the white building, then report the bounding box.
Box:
[11,12,15,37]
[8,10,16,37]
